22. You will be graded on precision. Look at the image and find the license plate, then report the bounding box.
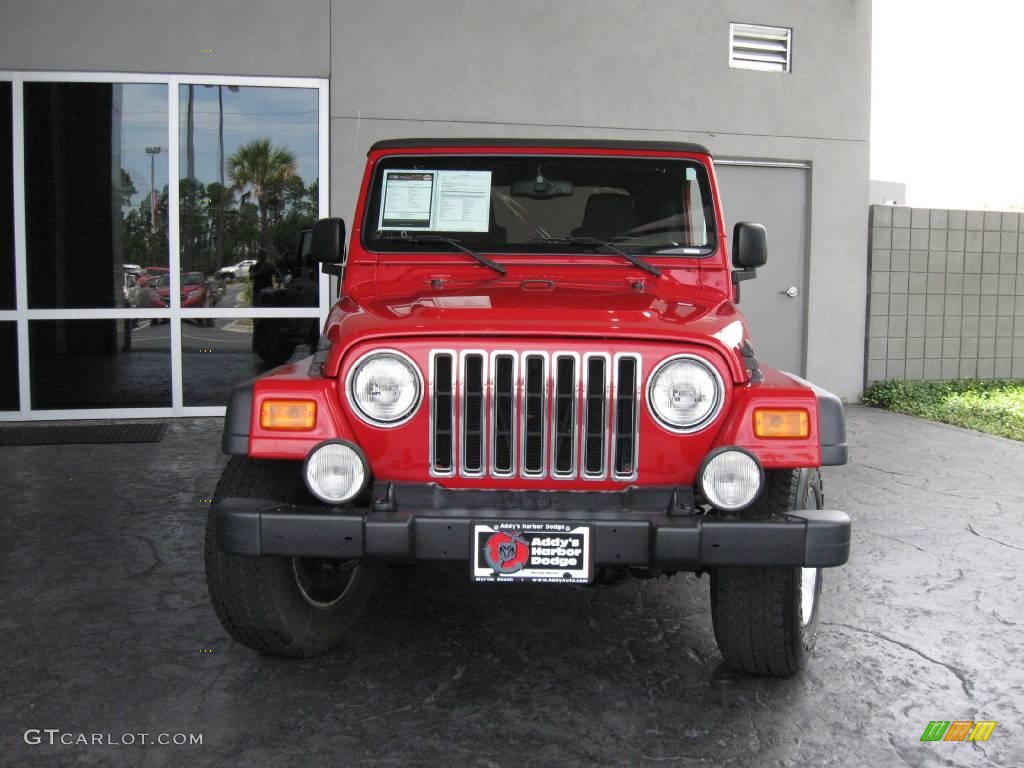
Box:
[472,522,592,584]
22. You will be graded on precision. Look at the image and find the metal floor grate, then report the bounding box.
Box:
[0,423,168,446]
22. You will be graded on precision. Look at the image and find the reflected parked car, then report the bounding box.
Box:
[144,272,214,325]
[217,259,256,281]
[123,273,140,307]
[143,274,171,321]
[136,266,170,289]
[181,271,211,309]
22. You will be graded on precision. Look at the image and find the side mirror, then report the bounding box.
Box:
[312,218,346,275]
[732,222,767,269]
[731,222,767,302]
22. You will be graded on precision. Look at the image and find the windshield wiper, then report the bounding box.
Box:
[380,233,506,275]
[535,236,661,278]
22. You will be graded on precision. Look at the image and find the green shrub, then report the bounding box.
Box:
[862,379,1024,441]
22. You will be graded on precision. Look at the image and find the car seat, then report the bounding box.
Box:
[571,192,635,240]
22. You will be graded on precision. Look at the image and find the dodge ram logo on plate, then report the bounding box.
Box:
[473,523,592,583]
[482,532,531,574]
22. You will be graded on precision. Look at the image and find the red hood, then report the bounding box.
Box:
[154,284,203,296]
[323,279,752,383]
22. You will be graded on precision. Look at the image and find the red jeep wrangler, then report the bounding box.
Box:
[205,139,849,676]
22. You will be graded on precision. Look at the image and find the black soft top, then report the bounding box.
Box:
[368,138,711,156]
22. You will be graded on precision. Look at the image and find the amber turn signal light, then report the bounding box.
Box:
[260,400,317,430]
[753,409,809,438]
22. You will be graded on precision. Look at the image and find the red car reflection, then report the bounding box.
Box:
[135,266,170,289]
[145,272,214,325]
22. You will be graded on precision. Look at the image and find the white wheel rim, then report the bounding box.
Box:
[800,567,819,626]
[798,471,822,628]
[291,558,357,608]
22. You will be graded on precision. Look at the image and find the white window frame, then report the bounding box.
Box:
[0,71,330,421]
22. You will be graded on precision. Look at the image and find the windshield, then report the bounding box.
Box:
[363,154,716,256]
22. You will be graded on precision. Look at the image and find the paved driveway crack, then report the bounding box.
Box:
[823,622,972,698]
[123,533,165,577]
[885,734,918,768]
[860,530,927,553]
[192,656,230,712]
[924,568,964,593]
[966,524,1024,552]
[861,464,914,478]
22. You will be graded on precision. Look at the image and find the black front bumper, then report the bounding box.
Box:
[213,485,850,568]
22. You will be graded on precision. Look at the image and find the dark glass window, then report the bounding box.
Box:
[24,83,169,309]
[0,322,18,410]
[181,316,316,406]
[0,82,13,310]
[29,319,171,409]
[178,85,319,310]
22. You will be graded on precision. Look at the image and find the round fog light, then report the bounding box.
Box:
[699,448,763,512]
[304,440,368,504]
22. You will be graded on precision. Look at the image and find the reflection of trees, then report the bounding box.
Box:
[120,171,169,267]
[206,84,240,269]
[180,176,205,271]
[173,83,314,275]
[183,84,198,275]
[119,169,137,208]
[118,142,315,276]
[180,177,263,274]
[227,138,298,256]
[271,178,318,263]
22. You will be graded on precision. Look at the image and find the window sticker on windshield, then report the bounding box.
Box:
[434,171,491,232]
[380,171,436,229]
[379,170,492,233]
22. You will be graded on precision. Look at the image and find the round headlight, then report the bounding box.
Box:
[647,355,723,432]
[699,448,763,511]
[348,351,423,426]
[304,441,368,504]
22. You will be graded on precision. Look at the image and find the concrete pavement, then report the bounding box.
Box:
[1,406,1021,767]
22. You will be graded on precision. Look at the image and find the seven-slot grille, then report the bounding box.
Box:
[430,350,640,480]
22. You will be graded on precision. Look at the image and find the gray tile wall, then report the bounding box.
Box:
[867,205,1024,383]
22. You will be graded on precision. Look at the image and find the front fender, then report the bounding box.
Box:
[712,367,847,468]
[221,359,359,460]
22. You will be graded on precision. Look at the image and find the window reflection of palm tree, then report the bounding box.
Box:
[184,84,196,272]
[227,138,297,255]
[183,84,242,274]
[203,84,239,268]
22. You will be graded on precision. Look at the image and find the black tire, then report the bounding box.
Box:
[252,320,296,365]
[710,468,824,676]
[204,456,382,657]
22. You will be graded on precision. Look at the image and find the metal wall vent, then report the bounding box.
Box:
[729,23,792,73]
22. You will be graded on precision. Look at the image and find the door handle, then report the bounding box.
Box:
[781,286,799,298]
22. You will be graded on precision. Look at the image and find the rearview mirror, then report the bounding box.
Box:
[510,178,574,199]
[312,217,346,265]
[732,222,767,269]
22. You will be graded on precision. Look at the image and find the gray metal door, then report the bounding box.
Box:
[715,162,810,375]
